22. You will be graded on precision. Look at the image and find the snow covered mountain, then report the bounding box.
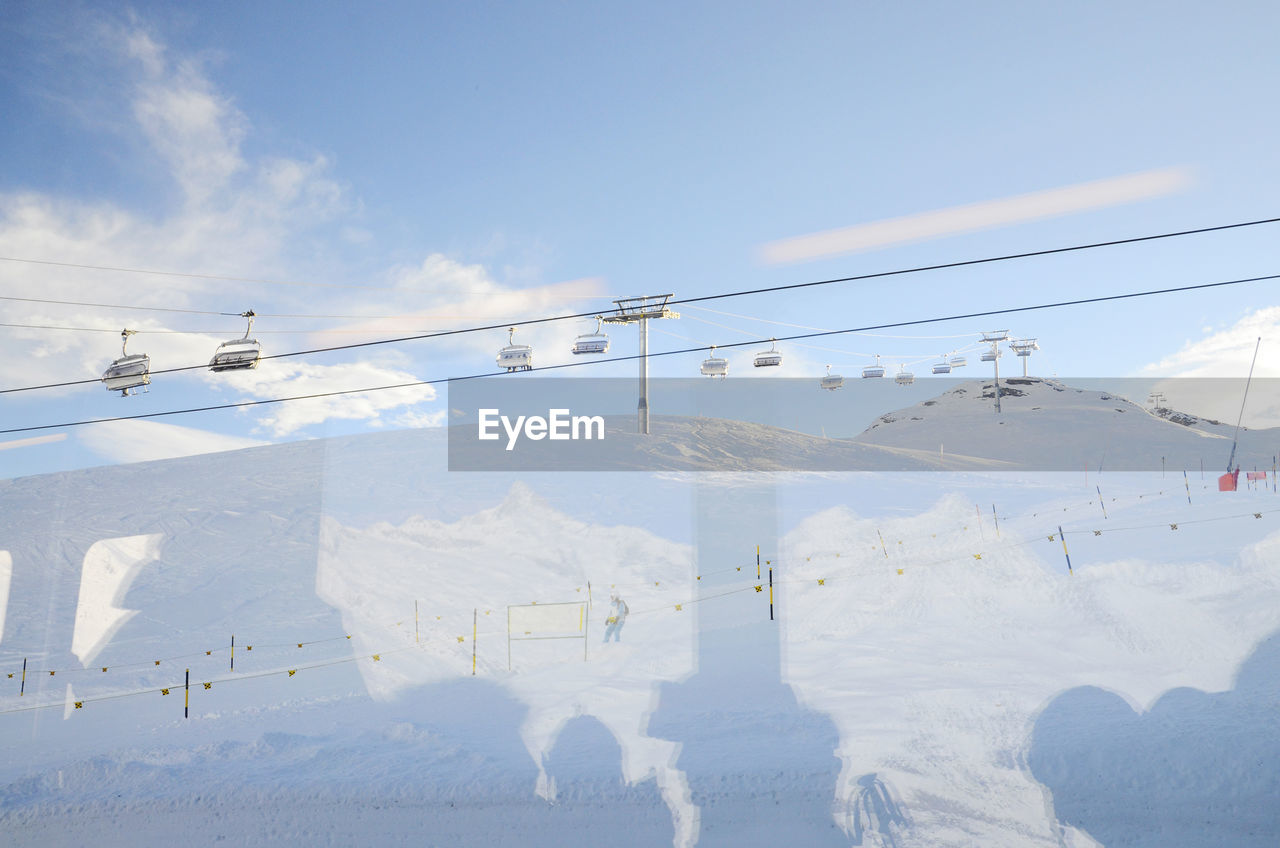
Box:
[852,377,1278,472]
[3,380,1280,847]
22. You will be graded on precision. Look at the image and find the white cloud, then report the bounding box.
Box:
[1143,307,1280,427]
[758,167,1194,265]
[78,419,269,464]
[211,358,438,437]
[1,18,604,444]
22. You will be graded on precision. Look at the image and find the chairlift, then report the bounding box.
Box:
[894,366,915,386]
[753,338,782,368]
[209,311,262,372]
[932,358,952,375]
[819,365,844,391]
[571,316,610,355]
[980,348,999,362]
[949,355,967,368]
[700,346,729,378]
[862,355,886,379]
[101,329,151,396]
[497,327,533,372]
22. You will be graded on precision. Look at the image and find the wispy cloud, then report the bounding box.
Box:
[0,433,69,451]
[758,167,1194,265]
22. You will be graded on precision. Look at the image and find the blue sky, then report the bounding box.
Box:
[3,1,1280,477]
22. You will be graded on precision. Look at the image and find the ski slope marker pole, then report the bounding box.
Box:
[20,658,26,696]
[768,563,774,621]
[472,609,477,676]
[1097,486,1108,520]
[1058,525,1072,575]
[1183,471,1192,505]
[184,668,189,719]
[992,504,1000,538]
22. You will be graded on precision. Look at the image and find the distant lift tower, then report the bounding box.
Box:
[981,330,1010,413]
[603,294,679,434]
[1009,338,1039,377]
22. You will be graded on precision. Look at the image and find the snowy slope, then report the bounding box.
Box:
[3,382,1280,846]
[852,378,1279,472]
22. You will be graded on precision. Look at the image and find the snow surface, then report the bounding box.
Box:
[3,383,1280,846]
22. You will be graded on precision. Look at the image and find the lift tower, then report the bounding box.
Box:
[981,330,1010,413]
[603,294,679,434]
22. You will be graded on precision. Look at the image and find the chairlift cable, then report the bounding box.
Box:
[5,270,1280,433]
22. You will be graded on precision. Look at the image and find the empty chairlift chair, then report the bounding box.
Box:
[101,329,151,396]
[862,355,886,379]
[571,316,610,355]
[894,365,915,386]
[949,355,967,368]
[700,346,729,378]
[753,338,783,368]
[932,357,952,375]
[209,311,262,372]
[820,365,844,391]
[497,327,533,372]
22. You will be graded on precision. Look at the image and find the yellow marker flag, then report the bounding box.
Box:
[973,554,982,560]
[817,579,825,586]
[101,667,107,673]
[896,568,904,575]
[372,654,381,662]
[288,670,296,677]
[1094,530,1102,536]
[74,701,83,709]
[206,651,212,656]
[49,671,55,676]
[346,635,352,639]
[6,674,11,679]
[297,643,303,648]
[754,585,763,593]
[154,660,160,666]
[203,682,211,690]
[675,604,683,611]
[247,645,253,651]
[1170,523,1178,530]
[161,688,170,696]
[457,636,465,643]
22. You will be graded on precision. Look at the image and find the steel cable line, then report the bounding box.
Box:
[4,210,1280,396]
[4,270,1280,435]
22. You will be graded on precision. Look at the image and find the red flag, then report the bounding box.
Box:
[1219,470,1240,491]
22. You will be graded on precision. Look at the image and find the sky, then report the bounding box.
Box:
[3,1,1280,478]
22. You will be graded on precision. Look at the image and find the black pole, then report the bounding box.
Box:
[768,565,774,621]
[185,668,189,719]
[20,658,26,697]
[230,634,235,672]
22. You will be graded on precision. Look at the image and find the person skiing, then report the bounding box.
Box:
[603,593,628,643]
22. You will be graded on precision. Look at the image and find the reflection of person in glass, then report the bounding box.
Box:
[603,593,628,642]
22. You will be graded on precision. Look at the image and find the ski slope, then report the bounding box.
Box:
[2,383,1280,846]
